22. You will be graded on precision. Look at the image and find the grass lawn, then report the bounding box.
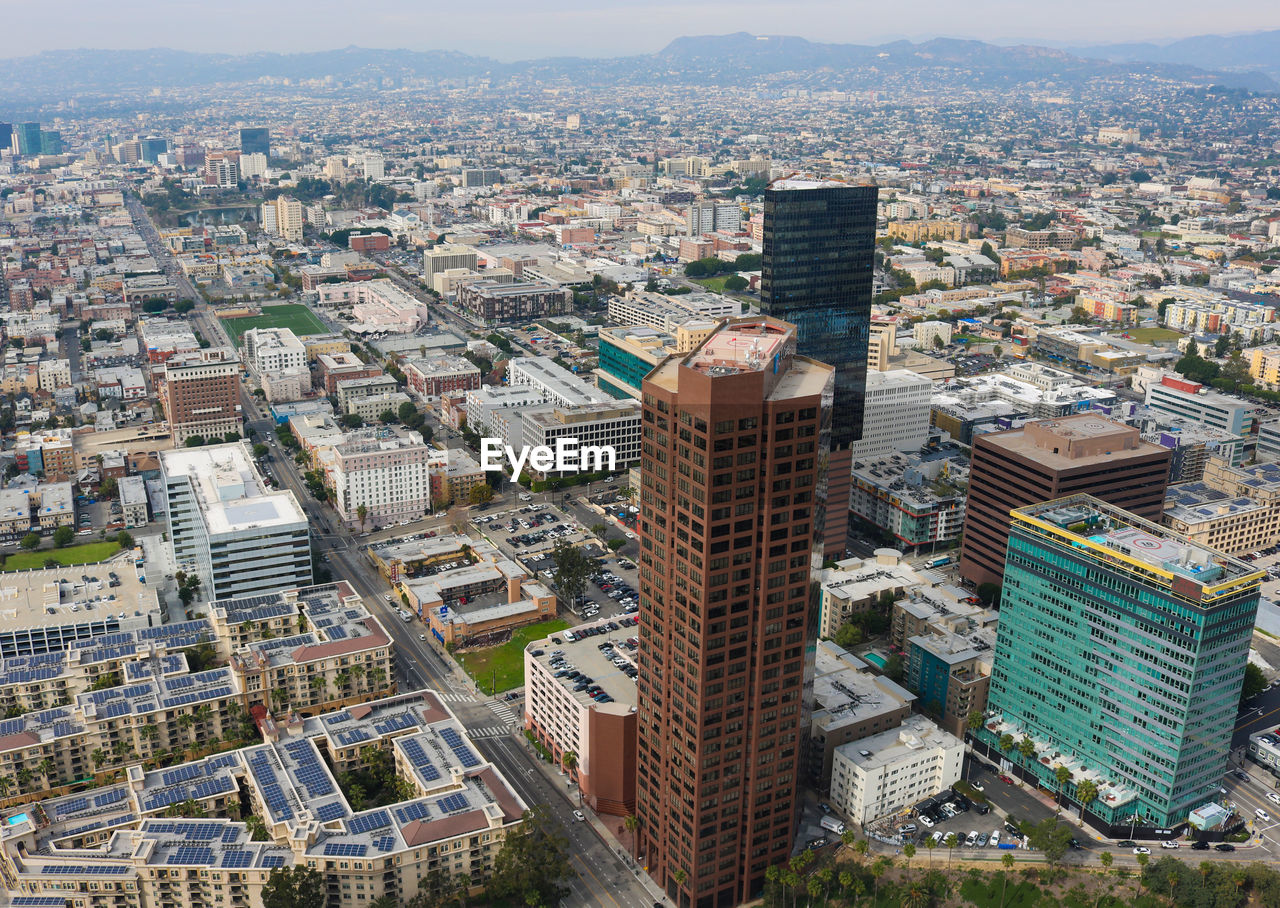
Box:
[3,541,123,572]
[692,276,729,293]
[220,304,328,347]
[959,875,1043,908]
[1122,326,1181,343]
[455,619,570,694]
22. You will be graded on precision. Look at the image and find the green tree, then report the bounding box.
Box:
[833,622,863,649]
[724,274,749,292]
[398,400,418,422]
[998,733,1014,754]
[252,443,269,459]
[944,832,958,869]
[99,476,119,500]
[468,484,493,505]
[902,841,917,880]
[356,505,368,533]
[184,435,206,448]
[1242,662,1267,705]
[1053,765,1072,813]
[52,525,75,548]
[550,539,594,607]
[19,532,40,551]
[1022,816,1074,869]
[977,582,1002,606]
[262,865,326,908]
[486,806,573,906]
[1075,778,1098,820]
[116,531,134,549]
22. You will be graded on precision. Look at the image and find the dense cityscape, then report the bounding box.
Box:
[5,18,1280,908]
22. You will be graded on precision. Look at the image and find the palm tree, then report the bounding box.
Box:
[838,870,853,899]
[0,775,12,798]
[1075,779,1098,820]
[1053,765,1072,813]
[944,832,958,870]
[91,748,108,770]
[870,858,888,903]
[902,842,916,880]
[806,877,821,905]
[561,751,580,806]
[357,504,368,532]
[1016,737,1036,761]
[672,867,687,896]
[925,833,936,866]
[1167,870,1179,903]
[1001,853,1015,907]
[901,880,930,908]
[15,768,31,792]
[623,814,640,860]
[998,733,1015,754]
[854,837,869,864]
[37,757,56,786]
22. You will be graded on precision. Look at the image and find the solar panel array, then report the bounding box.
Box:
[393,801,431,825]
[283,739,334,798]
[326,625,348,640]
[251,752,294,821]
[56,797,89,817]
[167,847,214,865]
[373,712,415,736]
[315,802,347,822]
[94,789,128,808]
[335,727,373,747]
[143,821,223,840]
[260,854,287,868]
[39,864,130,875]
[346,810,391,835]
[322,841,368,857]
[11,897,70,907]
[162,764,203,787]
[439,727,480,768]
[220,850,254,868]
[324,711,352,727]
[401,738,441,782]
[373,835,397,851]
[436,793,470,815]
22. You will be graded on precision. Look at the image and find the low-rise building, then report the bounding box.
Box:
[402,559,555,647]
[829,715,965,825]
[817,550,922,639]
[905,629,994,738]
[118,475,149,528]
[336,375,401,412]
[455,281,570,326]
[1163,459,1280,555]
[403,355,482,400]
[850,453,966,551]
[808,642,915,790]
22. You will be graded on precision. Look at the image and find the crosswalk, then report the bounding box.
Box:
[486,699,522,725]
[436,692,476,704]
[467,726,514,739]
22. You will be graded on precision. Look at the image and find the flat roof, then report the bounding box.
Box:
[0,557,159,632]
[526,614,640,710]
[160,444,306,536]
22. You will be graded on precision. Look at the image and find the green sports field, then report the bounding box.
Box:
[219,304,328,347]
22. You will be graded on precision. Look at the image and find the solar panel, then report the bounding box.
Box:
[393,802,431,824]
[315,802,346,822]
[346,810,391,835]
[222,827,241,844]
[12,897,70,906]
[167,846,214,865]
[374,835,397,851]
[327,626,348,640]
[221,850,254,868]
[435,793,469,814]
[58,797,89,816]
[322,843,367,857]
[260,854,287,868]
[95,789,127,808]
[103,701,131,719]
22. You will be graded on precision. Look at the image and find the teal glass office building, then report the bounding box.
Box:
[978,495,1261,829]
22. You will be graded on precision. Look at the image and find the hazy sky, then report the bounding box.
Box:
[4,0,1278,59]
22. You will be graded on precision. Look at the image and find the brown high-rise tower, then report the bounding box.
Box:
[637,317,833,907]
[959,415,1172,588]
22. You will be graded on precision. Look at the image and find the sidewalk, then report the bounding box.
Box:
[514,731,668,905]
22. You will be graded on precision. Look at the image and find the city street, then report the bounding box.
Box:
[126,197,662,908]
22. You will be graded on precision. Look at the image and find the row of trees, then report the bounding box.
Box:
[683,252,762,278]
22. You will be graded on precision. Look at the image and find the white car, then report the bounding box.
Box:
[1160,840,1179,849]
[1267,792,1280,806]
[989,831,1000,847]
[1256,808,1272,822]
[1133,847,1151,855]
[572,810,585,822]
[918,814,935,828]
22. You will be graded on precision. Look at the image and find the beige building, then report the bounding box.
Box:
[261,195,305,243]
[1163,458,1280,555]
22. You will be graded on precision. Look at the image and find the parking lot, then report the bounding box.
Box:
[474,504,590,559]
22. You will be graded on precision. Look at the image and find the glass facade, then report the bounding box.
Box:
[761,182,877,449]
[597,338,653,398]
[986,501,1260,827]
[239,127,270,157]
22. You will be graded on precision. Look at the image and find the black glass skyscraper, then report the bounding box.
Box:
[761,180,877,449]
[239,127,270,157]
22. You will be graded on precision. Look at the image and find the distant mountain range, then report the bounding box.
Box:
[1,31,1276,112]
[1077,28,1280,83]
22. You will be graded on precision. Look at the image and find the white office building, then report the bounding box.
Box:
[520,401,642,478]
[160,443,312,601]
[850,369,934,461]
[505,357,609,408]
[829,714,965,824]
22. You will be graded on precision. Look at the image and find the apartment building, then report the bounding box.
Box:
[851,454,967,551]
[506,356,608,408]
[118,475,149,528]
[808,642,915,789]
[829,715,964,825]
[260,196,305,243]
[423,244,479,284]
[335,375,400,412]
[159,348,244,445]
[1163,459,1280,555]
[160,443,312,600]
[817,551,922,639]
[242,326,306,376]
[321,429,434,528]
[403,355,482,399]
[1145,375,1253,436]
[316,352,383,394]
[455,280,570,326]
